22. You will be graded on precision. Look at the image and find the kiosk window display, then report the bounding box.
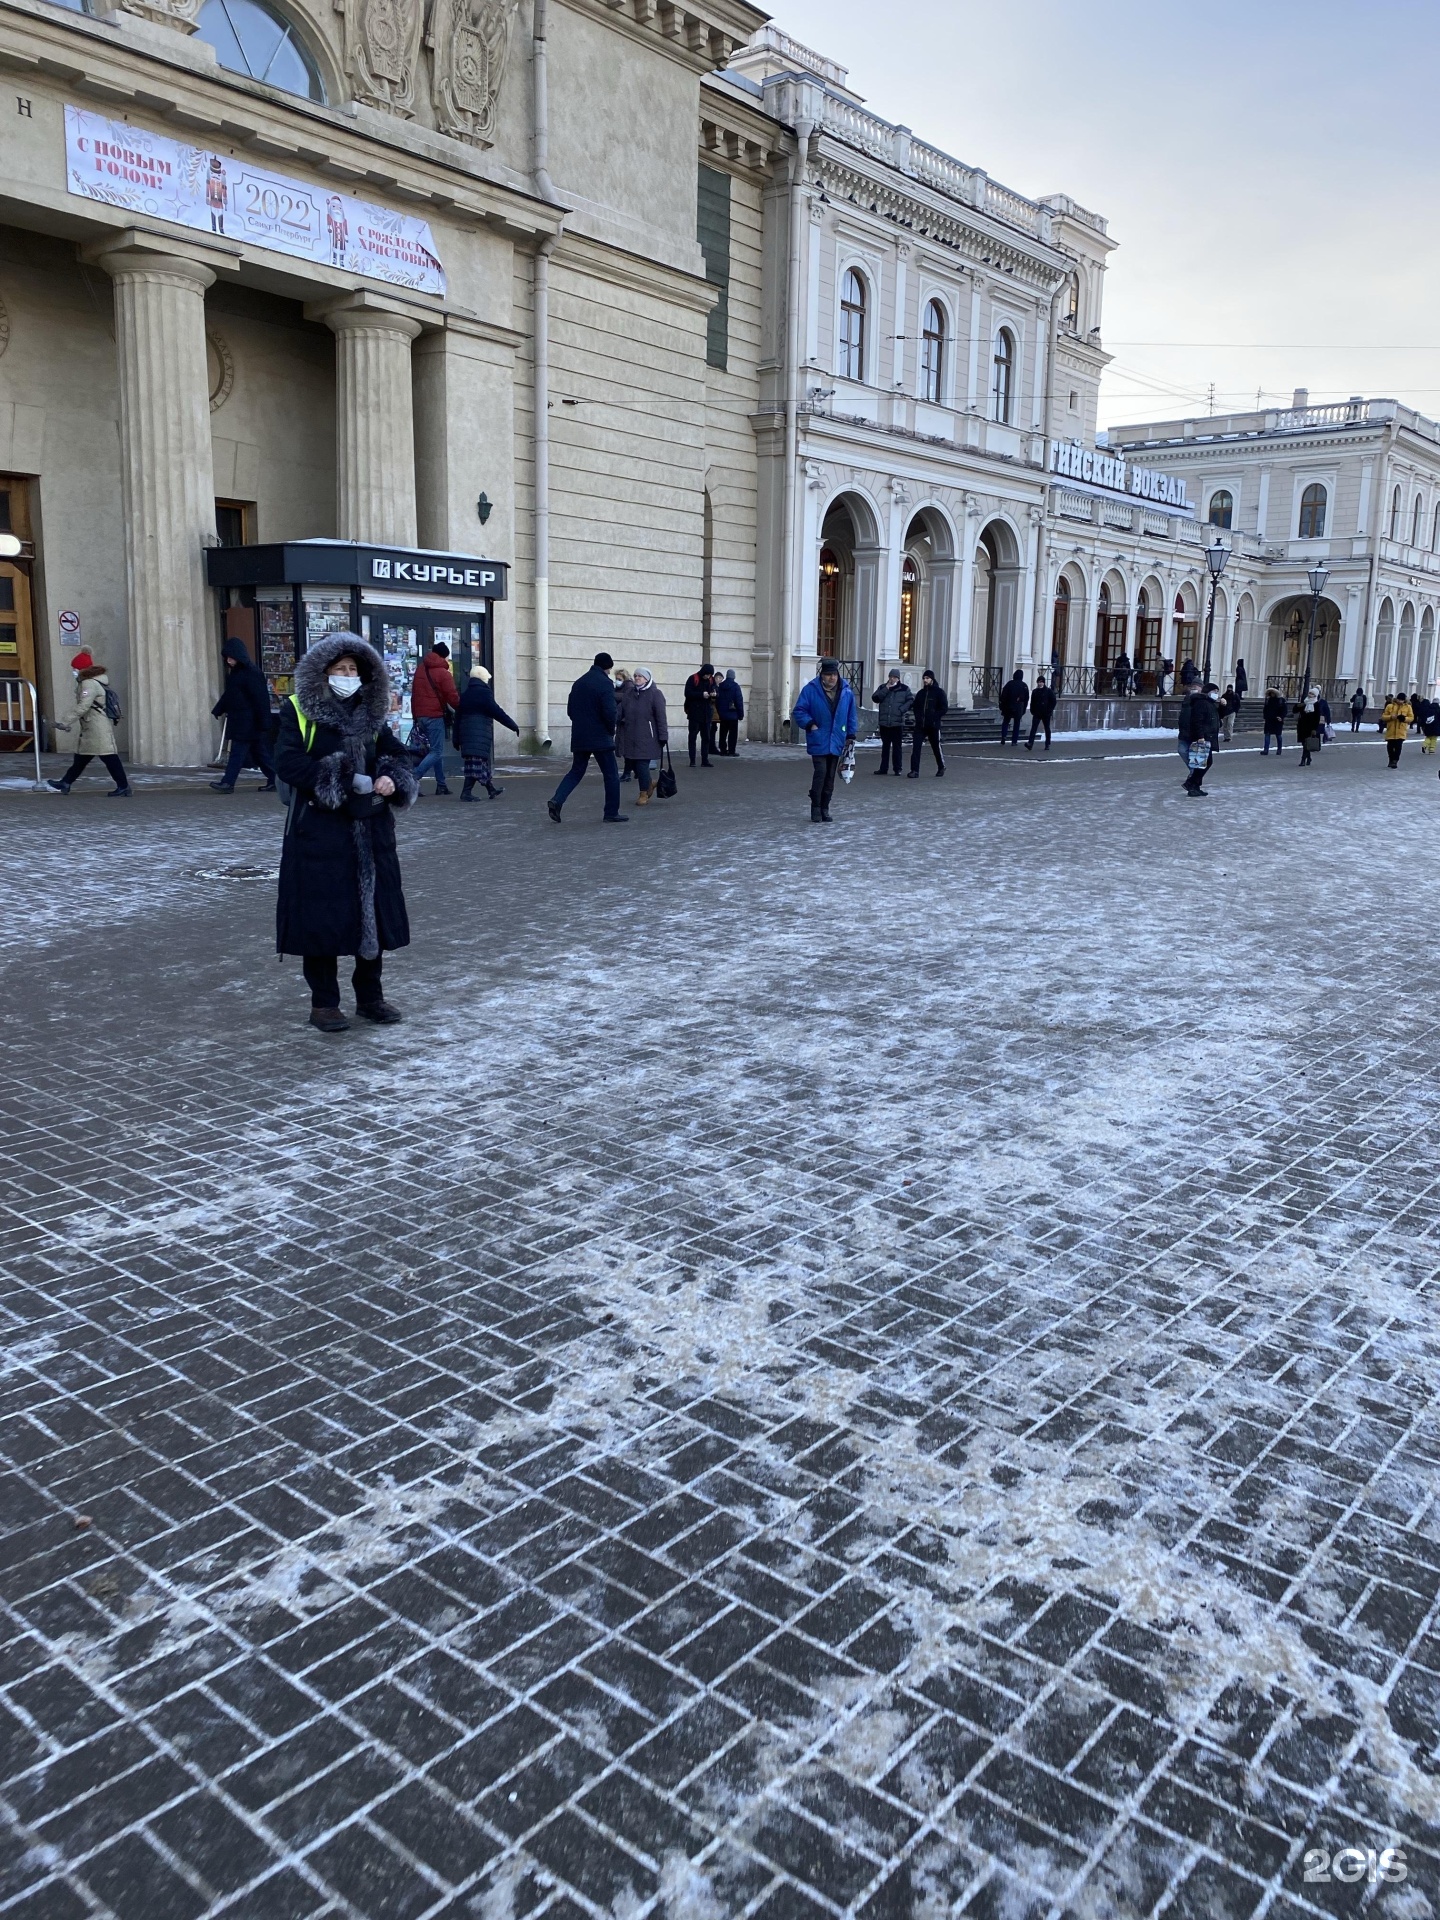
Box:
[206,540,509,726]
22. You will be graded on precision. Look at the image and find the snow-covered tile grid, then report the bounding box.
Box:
[1,745,1438,1920]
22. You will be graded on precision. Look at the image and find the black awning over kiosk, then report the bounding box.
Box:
[206,540,509,718]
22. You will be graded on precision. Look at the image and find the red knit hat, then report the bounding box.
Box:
[71,651,94,671]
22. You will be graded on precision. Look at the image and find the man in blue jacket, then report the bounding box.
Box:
[792,657,858,823]
[547,652,626,824]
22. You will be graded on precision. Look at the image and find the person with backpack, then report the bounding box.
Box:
[1026,673,1057,751]
[909,668,948,776]
[1349,686,1368,733]
[452,662,519,800]
[870,669,912,775]
[47,651,131,797]
[792,656,857,823]
[1422,701,1440,756]
[409,640,460,795]
[1262,687,1287,754]
[715,670,744,756]
[275,633,417,1032]
[209,636,276,793]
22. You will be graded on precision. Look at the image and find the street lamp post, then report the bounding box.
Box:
[1299,560,1330,700]
[1202,536,1230,686]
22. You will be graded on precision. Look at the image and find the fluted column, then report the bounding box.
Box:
[321,302,422,546]
[93,241,217,767]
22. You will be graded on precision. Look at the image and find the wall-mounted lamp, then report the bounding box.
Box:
[0,534,20,558]
[476,493,492,526]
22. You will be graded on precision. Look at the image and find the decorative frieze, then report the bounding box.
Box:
[336,0,425,117]
[429,0,518,147]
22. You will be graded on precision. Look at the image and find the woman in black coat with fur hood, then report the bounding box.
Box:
[275,632,418,1033]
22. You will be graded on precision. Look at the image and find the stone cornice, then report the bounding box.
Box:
[815,149,1068,294]
[698,77,784,177]
[556,226,716,313]
[556,0,764,78]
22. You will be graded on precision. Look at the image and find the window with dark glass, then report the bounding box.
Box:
[920,299,946,404]
[1064,273,1079,330]
[839,270,867,382]
[1300,482,1328,540]
[1208,489,1233,530]
[992,328,1015,424]
[196,0,325,101]
[697,165,731,372]
[1413,493,1425,545]
[1389,485,1402,540]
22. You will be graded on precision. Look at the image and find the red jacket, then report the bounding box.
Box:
[410,649,459,719]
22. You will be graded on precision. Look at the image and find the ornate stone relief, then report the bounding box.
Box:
[206,331,234,412]
[104,0,204,33]
[429,0,517,147]
[336,0,424,117]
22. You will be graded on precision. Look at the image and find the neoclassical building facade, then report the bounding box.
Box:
[0,0,1424,766]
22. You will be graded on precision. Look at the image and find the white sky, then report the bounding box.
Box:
[769,0,1440,431]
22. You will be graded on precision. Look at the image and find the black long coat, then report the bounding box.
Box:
[453,677,519,759]
[213,639,272,743]
[275,637,417,958]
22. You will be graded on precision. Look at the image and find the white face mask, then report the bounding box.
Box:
[328,672,362,699]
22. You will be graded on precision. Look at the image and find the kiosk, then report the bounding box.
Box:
[205,540,510,731]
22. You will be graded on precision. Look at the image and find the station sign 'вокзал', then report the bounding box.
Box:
[1050,438,1190,510]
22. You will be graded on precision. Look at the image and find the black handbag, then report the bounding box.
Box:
[655,747,678,799]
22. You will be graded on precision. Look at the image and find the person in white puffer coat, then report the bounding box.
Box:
[48,651,131,797]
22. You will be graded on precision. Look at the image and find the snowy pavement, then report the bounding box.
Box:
[1,737,1438,1920]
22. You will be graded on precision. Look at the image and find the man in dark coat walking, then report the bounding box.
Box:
[548,652,625,824]
[275,633,418,1032]
[683,664,717,766]
[998,669,1029,746]
[1026,673,1057,751]
[210,636,275,792]
[870,669,912,775]
[908,669,947,776]
[1178,679,1221,796]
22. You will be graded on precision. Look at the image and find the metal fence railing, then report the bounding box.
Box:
[0,678,44,787]
[1265,675,1351,704]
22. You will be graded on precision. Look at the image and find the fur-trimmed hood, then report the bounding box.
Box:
[294,632,392,735]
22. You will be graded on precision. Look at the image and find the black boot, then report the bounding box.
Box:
[46,779,71,795]
[209,780,235,793]
[309,1006,349,1033]
[810,806,823,823]
[460,780,476,802]
[355,1001,404,1024]
[486,783,503,799]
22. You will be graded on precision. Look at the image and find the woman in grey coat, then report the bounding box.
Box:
[615,669,669,803]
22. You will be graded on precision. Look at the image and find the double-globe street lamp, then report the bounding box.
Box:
[1299,560,1331,700]
[1202,535,1230,687]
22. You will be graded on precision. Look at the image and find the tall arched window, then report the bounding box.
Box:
[196,0,325,98]
[1389,485,1402,540]
[839,270,867,383]
[1432,500,1440,551]
[920,300,946,405]
[817,547,841,648]
[992,328,1015,424]
[1051,576,1070,668]
[1413,494,1426,546]
[1299,483,1328,540]
[1065,274,1080,330]
[1208,489,1234,530]
[899,555,919,664]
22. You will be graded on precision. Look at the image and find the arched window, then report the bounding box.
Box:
[899,555,919,664]
[1389,485,1402,540]
[1065,274,1080,330]
[1208,489,1234,531]
[1299,483,1328,540]
[196,0,325,98]
[839,269,867,383]
[1432,500,1440,551]
[920,299,946,405]
[1413,494,1425,545]
[992,327,1015,424]
[817,546,841,648]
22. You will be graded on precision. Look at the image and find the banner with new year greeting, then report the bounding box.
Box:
[64,106,445,297]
